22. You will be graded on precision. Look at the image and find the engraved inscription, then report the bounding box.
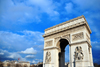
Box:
[45,40,53,47]
[74,46,84,60]
[72,32,84,41]
[45,51,51,63]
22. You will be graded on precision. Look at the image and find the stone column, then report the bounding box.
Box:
[90,47,93,66]
[59,51,65,67]
[69,45,72,67]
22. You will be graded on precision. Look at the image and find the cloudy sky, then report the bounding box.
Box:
[0,0,100,64]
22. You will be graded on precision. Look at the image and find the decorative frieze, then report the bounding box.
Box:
[44,26,85,40]
[45,51,51,63]
[72,32,84,41]
[43,21,86,37]
[75,46,84,60]
[45,40,53,47]
[45,16,85,34]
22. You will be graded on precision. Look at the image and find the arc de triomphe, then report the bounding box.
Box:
[43,15,93,67]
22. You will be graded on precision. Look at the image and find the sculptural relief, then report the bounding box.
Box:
[44,26,85,40]
[45,40,53,47]
[45,51,51,63]
[72,32,84,41]
[75,46,84,60]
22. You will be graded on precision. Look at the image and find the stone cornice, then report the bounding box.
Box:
[44,47,59,51]
[43,15,92,38]
[45,15,85,31]
[43,21,91,37]
[44,40,92,51]
[69,40,92,47]
[85,22,92,34]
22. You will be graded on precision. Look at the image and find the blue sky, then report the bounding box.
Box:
[0,0,100,64]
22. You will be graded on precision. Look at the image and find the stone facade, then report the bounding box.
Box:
[3,60,30,67]
[43,15,94,67]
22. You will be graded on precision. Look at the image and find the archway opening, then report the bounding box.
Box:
[58,39,69,67]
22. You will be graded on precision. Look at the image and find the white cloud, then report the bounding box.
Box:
[8,53,21,59]
[0,49,26,61]
[20,47,37,54]
[0,0,59,24]
[21,30,44,42]
[0,30,44,62]
[95,46,100,49]
[32,59,43,63]
[0,31,27,50]
[27,0,59,16]
[25,55,35,58]
[30,59,43,64]
[32,60,36,63]
[65,3,73,14]
[0,49,10,58]
[0,52,4,55]
[91,41,100,50]
[0,30,44,51]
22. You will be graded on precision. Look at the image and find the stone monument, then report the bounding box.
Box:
[43,15,94,67]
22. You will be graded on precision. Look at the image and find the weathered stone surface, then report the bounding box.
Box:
[72,32,84,41]
[45,40,53,47]
[45,51,51,63]
[43,15,93,67]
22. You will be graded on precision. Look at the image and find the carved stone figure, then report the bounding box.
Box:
[45,51,51,63]
[75,46,84,60]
